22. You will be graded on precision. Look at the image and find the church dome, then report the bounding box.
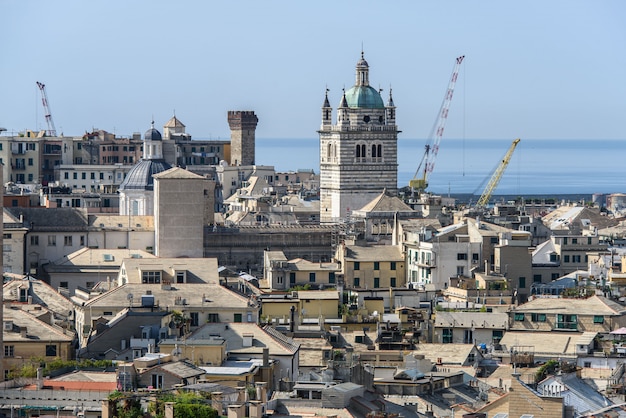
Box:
[118,159,172,191]
[344,85,385,109]
[144,126,162,141]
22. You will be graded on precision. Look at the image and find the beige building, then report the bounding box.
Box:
[44,248,156,295]
[73,282,257,346]
[335,243,405,290]
[433,311,509,346]
[509,295,626,333]
[263,250,341,291]
[153,167,214,258]
[2,209,28,274]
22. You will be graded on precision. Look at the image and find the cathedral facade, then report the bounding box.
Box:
[319,53,399,223]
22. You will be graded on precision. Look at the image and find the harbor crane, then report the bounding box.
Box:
[476,138,521,207]
[36,81,57,136]
[409,55,464,195]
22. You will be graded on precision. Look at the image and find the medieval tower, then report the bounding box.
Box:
[319,52,399,223]
[228,111,258,166]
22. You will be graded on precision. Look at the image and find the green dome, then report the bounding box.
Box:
[344,85,385,109]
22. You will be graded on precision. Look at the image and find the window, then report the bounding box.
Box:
[30,235,39,246]
[234,313,242,323]
[73,172,77,179]
[533,274,542,283]
[490,237,498,244]
[563,237,568,245]
[4,345,14,357]
[588,237,592,245]
[556,314,577,330]
[103,311,113,316]
[141,271,161,284]
[151,374,164,389]
[374,278,380,288]
[59,281,68,289]
[492,330,503,342]
[81,172,86,179]
[28,158,33,166]
[90,172,95,179]
[442,329,453,344]
[47,235,56,246]
[564,255,570,263]
[593,315,605,324]
[354,262,360,271]
[531,313,546,322]
[207,313,219,323]
[3,244,11,253]
[176,271,185,283]
[390,277,396,287]
[329,272,335,284]
[309,272,316,283]
[518,277,526,288]
[374,262,380,270]
[45,345,57,357]
[190,312,199,327]
[353,277,360,287]
[472,253,479,262]
[457,253,468,260]
[80,236,85,246]
[456,266,464,276]
[514,313,525,321]
[572,255,581,263]
[390,262,396,270]
[289,272,296,284]
[64,236,73,246]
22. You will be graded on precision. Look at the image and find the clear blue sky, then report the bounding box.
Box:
[1,1,624,141]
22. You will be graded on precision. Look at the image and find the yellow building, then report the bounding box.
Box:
[260,290,340,323]
[2,306,74,377]
[335,243,406,289]
[159,336,226,367]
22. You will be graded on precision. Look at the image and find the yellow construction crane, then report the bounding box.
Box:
[476,138,521,207]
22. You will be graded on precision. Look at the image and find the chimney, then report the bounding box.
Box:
[263,347,269,367]
[27,295,32,304]
[20,326,28,338]
[36,367,43,389]
[227,404,244,418]
[255,382,268,403]
[164,403,174,418]
[242,333,253,347]
[211,392,223,415]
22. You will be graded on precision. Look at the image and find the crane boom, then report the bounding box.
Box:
[410,55,464,193]
[36,81,57,137]
[476,138,521,207]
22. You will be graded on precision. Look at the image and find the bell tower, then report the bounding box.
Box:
[319,52,399,223]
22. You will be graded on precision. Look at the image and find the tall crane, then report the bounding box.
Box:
[36,81,57,137]
[410,55,465,194]
[476,138,521,207]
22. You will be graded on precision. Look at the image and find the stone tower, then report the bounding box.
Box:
[319,52,399,223]
[228,111,258,166]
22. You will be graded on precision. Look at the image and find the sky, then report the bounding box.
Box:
[1,1,625,142]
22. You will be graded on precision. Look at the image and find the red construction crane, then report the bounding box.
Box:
[410,55,464,194]
[36,81,57,137]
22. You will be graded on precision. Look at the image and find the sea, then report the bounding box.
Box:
[256,137,626,200]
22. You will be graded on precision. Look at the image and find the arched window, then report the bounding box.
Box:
[377,144,382,159]
[327,143,332,160]
[356,144,361,158]
[361,144,366,158]
[372,144,377,158]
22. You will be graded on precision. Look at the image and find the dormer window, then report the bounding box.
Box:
[142,271,161,284]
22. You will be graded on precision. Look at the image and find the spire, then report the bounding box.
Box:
[339,88,348,108]
[323,88,331,108]
[356,51,369,87]
[387,88,395,107]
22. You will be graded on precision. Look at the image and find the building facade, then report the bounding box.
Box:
[319,52,399,223]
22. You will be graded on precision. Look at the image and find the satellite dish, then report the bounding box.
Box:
[169,321,176,329]
[127,293,134,300]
